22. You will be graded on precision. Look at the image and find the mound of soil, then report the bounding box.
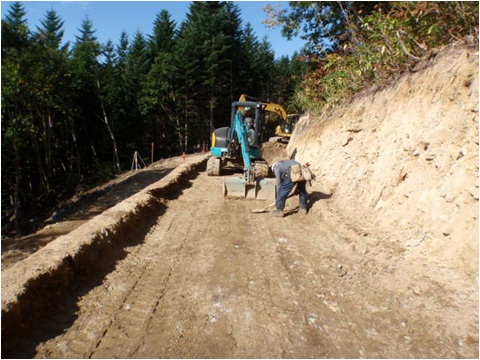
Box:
[1,156,193,270]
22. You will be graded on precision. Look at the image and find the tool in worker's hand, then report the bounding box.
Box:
[251,201,276,213]
[251,184,297,213]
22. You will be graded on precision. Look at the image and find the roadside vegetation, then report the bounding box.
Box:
[265,1,479,113]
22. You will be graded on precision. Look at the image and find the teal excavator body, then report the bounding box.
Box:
[207,101,275,199]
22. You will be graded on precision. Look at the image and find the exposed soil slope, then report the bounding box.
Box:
[290,42,478,281]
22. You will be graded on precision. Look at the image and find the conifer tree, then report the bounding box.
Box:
[123,31,150,157]
[32,8,73,195]
[36,9,66,50]
[175,0,246,146]
[70,17,104,173]
[149,10,176,56]
[141,10,180,158]
[0,0,300,236]
[253,37,275,100]
[238,23,260,96]
[98,40,121,172]
[112,31,135,164]
[2,1,30,52]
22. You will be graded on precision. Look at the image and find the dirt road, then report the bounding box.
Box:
[6,167,476,359]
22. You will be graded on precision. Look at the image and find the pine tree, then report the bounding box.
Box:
[69,16,105,174]
[0,0,300,236]
[111,31,135,165]
[71,17,101,89]
[116,31,129,69]
[1,1,30,53]
[36,9,65,50]
[148,10,176,56]
[141,10,180,158]
[238,22,260,96]
[175,1,246,147]
[31,8,74,200]
[98,40,121,172]
[120,31,150,159]
[253,37,275,100]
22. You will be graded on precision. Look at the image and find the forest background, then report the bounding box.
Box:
[2,1,478,237]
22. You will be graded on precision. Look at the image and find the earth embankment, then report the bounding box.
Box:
[289,42,478,283]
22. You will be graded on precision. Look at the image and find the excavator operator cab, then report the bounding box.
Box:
[207,101,275,199]
[234,103,264,149]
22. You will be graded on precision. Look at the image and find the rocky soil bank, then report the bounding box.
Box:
[288,41,478,347]
[291,43,478,278]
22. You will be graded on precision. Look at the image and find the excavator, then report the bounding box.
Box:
[207,101,276,199]
[274,113,300,143]
[239,94,298,143]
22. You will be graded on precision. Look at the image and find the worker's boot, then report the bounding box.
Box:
[272,209,284,218]
[298,208,307,215]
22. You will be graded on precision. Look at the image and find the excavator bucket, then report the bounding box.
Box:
[255,178,276,199]
[223,177,276,200]
[223,177,247,198]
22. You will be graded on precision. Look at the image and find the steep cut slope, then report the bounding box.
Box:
[289,43,478,282]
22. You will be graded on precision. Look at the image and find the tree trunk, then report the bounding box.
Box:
[159,102,184,153]
[97,81,121,172]
[32,134,49,193]
[12,131,21,235]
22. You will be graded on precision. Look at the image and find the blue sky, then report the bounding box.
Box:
[1,1,305,59]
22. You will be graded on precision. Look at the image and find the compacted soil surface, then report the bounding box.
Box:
[4,162,477,358]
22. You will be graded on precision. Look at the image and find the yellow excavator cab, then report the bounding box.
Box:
[239,94,296,142]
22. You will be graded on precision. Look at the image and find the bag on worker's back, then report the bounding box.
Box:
[290,163,314,182]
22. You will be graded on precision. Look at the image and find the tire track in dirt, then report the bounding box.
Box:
[136,186,258,358]
[35,193,201,358]
[30,171,478,358]
[33,222,166,358]
[91,206,196,358]
[253,207,356,358]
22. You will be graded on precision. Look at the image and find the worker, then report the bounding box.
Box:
[247,124,255,146]
[244,110,253,127]
[271,158,308,217]
[275,124,282,135]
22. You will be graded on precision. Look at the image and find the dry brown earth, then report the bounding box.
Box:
[1,42,478,359]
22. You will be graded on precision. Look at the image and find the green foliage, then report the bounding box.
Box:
[265,1,347,54]
[35,9,65,49]
[277,1,479,113]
